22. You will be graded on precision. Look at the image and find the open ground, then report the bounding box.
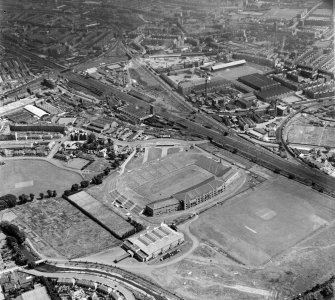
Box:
[8,198,120,259]
[191,177,335,266]
[0,159,82,196]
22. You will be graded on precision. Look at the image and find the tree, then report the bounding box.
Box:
[63,190,72,197]
[52,190,57,197]
[29,194,34,202]
[47,190,53,198]
[87,133,96,144]
[80,180,89,188]
[71,184,79,192]
[104,168,110,176]
[0,222,26,244]
[0,194,17,208]
[19,194,27,204]
[39,193,44,200]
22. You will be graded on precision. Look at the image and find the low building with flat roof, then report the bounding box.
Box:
[123,223,184,261]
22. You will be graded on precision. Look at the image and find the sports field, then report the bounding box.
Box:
[263,8,303,19]
[0,160,82,196]
[287,125,335,147]
[216,64,262,80]
[192,177,335,266]
[135,165,212,201]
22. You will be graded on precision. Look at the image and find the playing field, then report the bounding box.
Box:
[0,160,82,196]
[192,177,335,266]
[135,165,213,201]
[215,64,262,80]
[287,125,335,147]
[263,8,303,19]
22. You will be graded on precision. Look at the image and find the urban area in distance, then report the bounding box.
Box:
[0,0,334,299]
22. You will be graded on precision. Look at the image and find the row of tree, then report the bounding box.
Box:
[63,167,111,196]
[292,275,335,300]
[0,190,58,211]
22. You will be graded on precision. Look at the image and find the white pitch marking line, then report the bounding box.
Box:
[245,226,257,234]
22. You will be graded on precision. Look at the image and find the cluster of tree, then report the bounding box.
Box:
[39,190,57,200]
[0,194,17,210]
[292,277,334,300]
[1,222,27,266]
[6,236,27,266]
[38,277,61,300]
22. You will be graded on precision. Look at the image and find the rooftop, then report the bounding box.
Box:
[126,223,184,256]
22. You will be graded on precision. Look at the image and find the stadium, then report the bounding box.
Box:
[108,151,239,217]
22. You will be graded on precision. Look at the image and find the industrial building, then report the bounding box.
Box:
[177,76,230,95]
[118,104,153,124]
[238,73,280,91]
[122,223,184,261]
[211,59,246,72]
[24,104,49,119]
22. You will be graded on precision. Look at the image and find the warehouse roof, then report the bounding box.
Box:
[126,223,184,256]
[24,104,49,118]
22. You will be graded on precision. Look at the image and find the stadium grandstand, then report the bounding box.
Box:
[144,156,237,216]
[122,223,184,261]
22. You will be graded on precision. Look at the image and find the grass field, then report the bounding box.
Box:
[0,160,82,196]
[192,177,335,266]
[64,158,90,170]
[135,165,212,201]
[263,8,303,19]
[287,125,335,147]
[216,64,262,80]
[11,198,120,259]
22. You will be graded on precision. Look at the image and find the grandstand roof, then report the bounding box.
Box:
[24,105,49,118]
[173,177,224,202]
[126,223,184,256]
[146,197,180,210]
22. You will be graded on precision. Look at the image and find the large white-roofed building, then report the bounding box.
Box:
[211,59,246,72]
[24,104,49,119]
[122,223,184,261]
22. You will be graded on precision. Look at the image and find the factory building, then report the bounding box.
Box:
[117,104,153,124]
[238,73,280,91]
[122,223,184,261]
